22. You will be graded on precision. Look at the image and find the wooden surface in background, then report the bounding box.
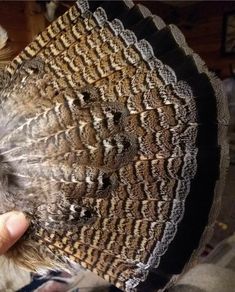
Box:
[0,1,234,78]
[0,1,28,57]
[138,1,235,78]
[0,1,46,59]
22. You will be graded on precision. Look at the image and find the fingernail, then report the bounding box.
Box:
[5,213,29,239]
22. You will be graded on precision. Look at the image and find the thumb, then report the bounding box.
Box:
[0,212,29,255]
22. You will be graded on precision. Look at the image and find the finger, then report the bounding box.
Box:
[0,212,29,255]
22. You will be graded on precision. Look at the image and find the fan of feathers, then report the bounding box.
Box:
[0,0,229,291]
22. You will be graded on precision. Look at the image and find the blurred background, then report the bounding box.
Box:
[0,1,234,291]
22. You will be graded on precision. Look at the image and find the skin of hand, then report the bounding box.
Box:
[0,212,29,255]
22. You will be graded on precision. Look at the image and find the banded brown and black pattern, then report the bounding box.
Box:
[0,0,229,291]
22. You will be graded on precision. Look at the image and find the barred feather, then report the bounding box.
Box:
[0,1,229,291]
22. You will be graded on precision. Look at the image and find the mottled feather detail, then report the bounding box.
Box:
[0,1,229,292]
[5,2,88,76]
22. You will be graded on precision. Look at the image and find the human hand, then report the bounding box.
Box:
[0,212,29,255]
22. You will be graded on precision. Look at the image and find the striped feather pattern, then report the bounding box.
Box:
[0,1,229,291]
